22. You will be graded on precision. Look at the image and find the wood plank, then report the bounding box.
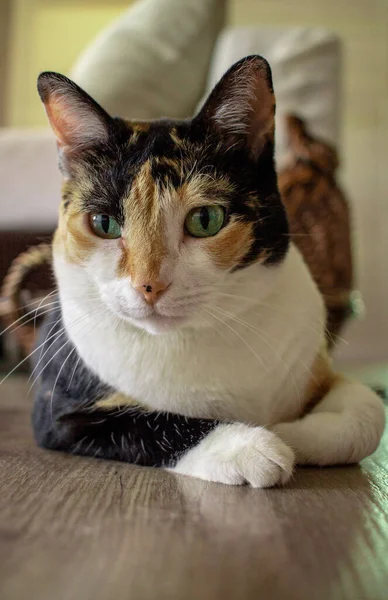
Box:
[0,376,387,600]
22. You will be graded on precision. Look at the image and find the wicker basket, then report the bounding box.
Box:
[279,115,353,345]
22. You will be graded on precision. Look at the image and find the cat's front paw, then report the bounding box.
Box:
[171,423,294,487]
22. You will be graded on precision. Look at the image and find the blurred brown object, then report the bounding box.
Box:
[279,115,353,345]
[0,230,52,286]
[0,243,53,357]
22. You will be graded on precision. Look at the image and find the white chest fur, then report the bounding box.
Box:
[58,245,325,426]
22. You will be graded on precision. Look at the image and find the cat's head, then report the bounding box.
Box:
[38,56,289,334]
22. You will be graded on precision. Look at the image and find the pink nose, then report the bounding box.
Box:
[134,281,169,304]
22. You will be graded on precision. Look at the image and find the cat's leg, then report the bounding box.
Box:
[171,422,294,487]
[33,385,294,487]
[273,376,385,465]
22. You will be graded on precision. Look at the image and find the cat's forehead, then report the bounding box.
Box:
[123,119,196,184]
[122,118,193,159]
[73,118,234,219]
[107,118,210,185]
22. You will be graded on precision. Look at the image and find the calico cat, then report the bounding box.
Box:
[26,56,385,486]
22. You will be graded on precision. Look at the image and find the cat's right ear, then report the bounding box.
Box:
[37,72,112,163]
[194,56,275,161]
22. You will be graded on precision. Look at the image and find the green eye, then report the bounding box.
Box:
[89,214,121,239]
[185,205,225,238]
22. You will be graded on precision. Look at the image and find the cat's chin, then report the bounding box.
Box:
[122,311,188,335]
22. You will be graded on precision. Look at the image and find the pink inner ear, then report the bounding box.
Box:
[44,91,107,149]
[247,73,276,156]
[45,95,74,147]
[250,73,275,135]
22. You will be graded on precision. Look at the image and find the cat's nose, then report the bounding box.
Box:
[133,280,169,304]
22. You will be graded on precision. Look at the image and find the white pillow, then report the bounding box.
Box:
[203,27,342,170]
[70,0,226,120]
[0,129,60,230]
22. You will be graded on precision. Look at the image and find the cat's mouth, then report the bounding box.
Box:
[115,305,187,333]
[134,312,188,335]
[109,291,212,333]
[139,312,186,326]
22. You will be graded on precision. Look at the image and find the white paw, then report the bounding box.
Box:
[171,423,295,487]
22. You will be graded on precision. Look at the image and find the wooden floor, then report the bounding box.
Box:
[0,376,387,600]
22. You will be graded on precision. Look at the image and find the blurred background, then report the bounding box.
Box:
[0,0,387,375]
[0,1,386,131]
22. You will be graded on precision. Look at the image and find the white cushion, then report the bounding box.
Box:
[0,129,60,230]
[202,27,341,170]
[70,0,226,120]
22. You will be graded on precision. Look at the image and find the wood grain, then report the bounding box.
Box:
[0,376,387,600]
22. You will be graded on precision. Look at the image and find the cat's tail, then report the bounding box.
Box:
[0,243,53,355]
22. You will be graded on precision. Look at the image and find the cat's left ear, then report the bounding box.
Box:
[37,72,112,154]
[194,55,275,160]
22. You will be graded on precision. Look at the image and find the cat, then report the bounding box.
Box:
[28,55,384,487]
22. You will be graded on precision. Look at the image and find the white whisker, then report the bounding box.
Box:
[0,326,73,388]
[205,308,267,372]
[28,325,68,384]
[197,312,232,346]
[0,289,58,318]
[67,355,82,391]
[214,290,326,337]
[33,316,64,379]
[214,306,302,405]
[50,347,76,420]
[28,335,73,393]
[2,303,61,341]
[0,300,61,339]
[33,289,59,332]
[28,310,98,392]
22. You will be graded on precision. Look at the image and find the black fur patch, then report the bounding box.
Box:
[62,191,71,211]
[32,306,219,467]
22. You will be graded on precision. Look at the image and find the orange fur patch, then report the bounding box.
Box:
[55,181,98,263]
[122,120,152,148]
[118,161,168,283]
[205,219,254,269]
[178,174,234,212]
[131,121,151,133]
[64,213,97,263]
[95,392,149,410]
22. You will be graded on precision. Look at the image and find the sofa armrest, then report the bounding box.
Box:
[0,128,61,231]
